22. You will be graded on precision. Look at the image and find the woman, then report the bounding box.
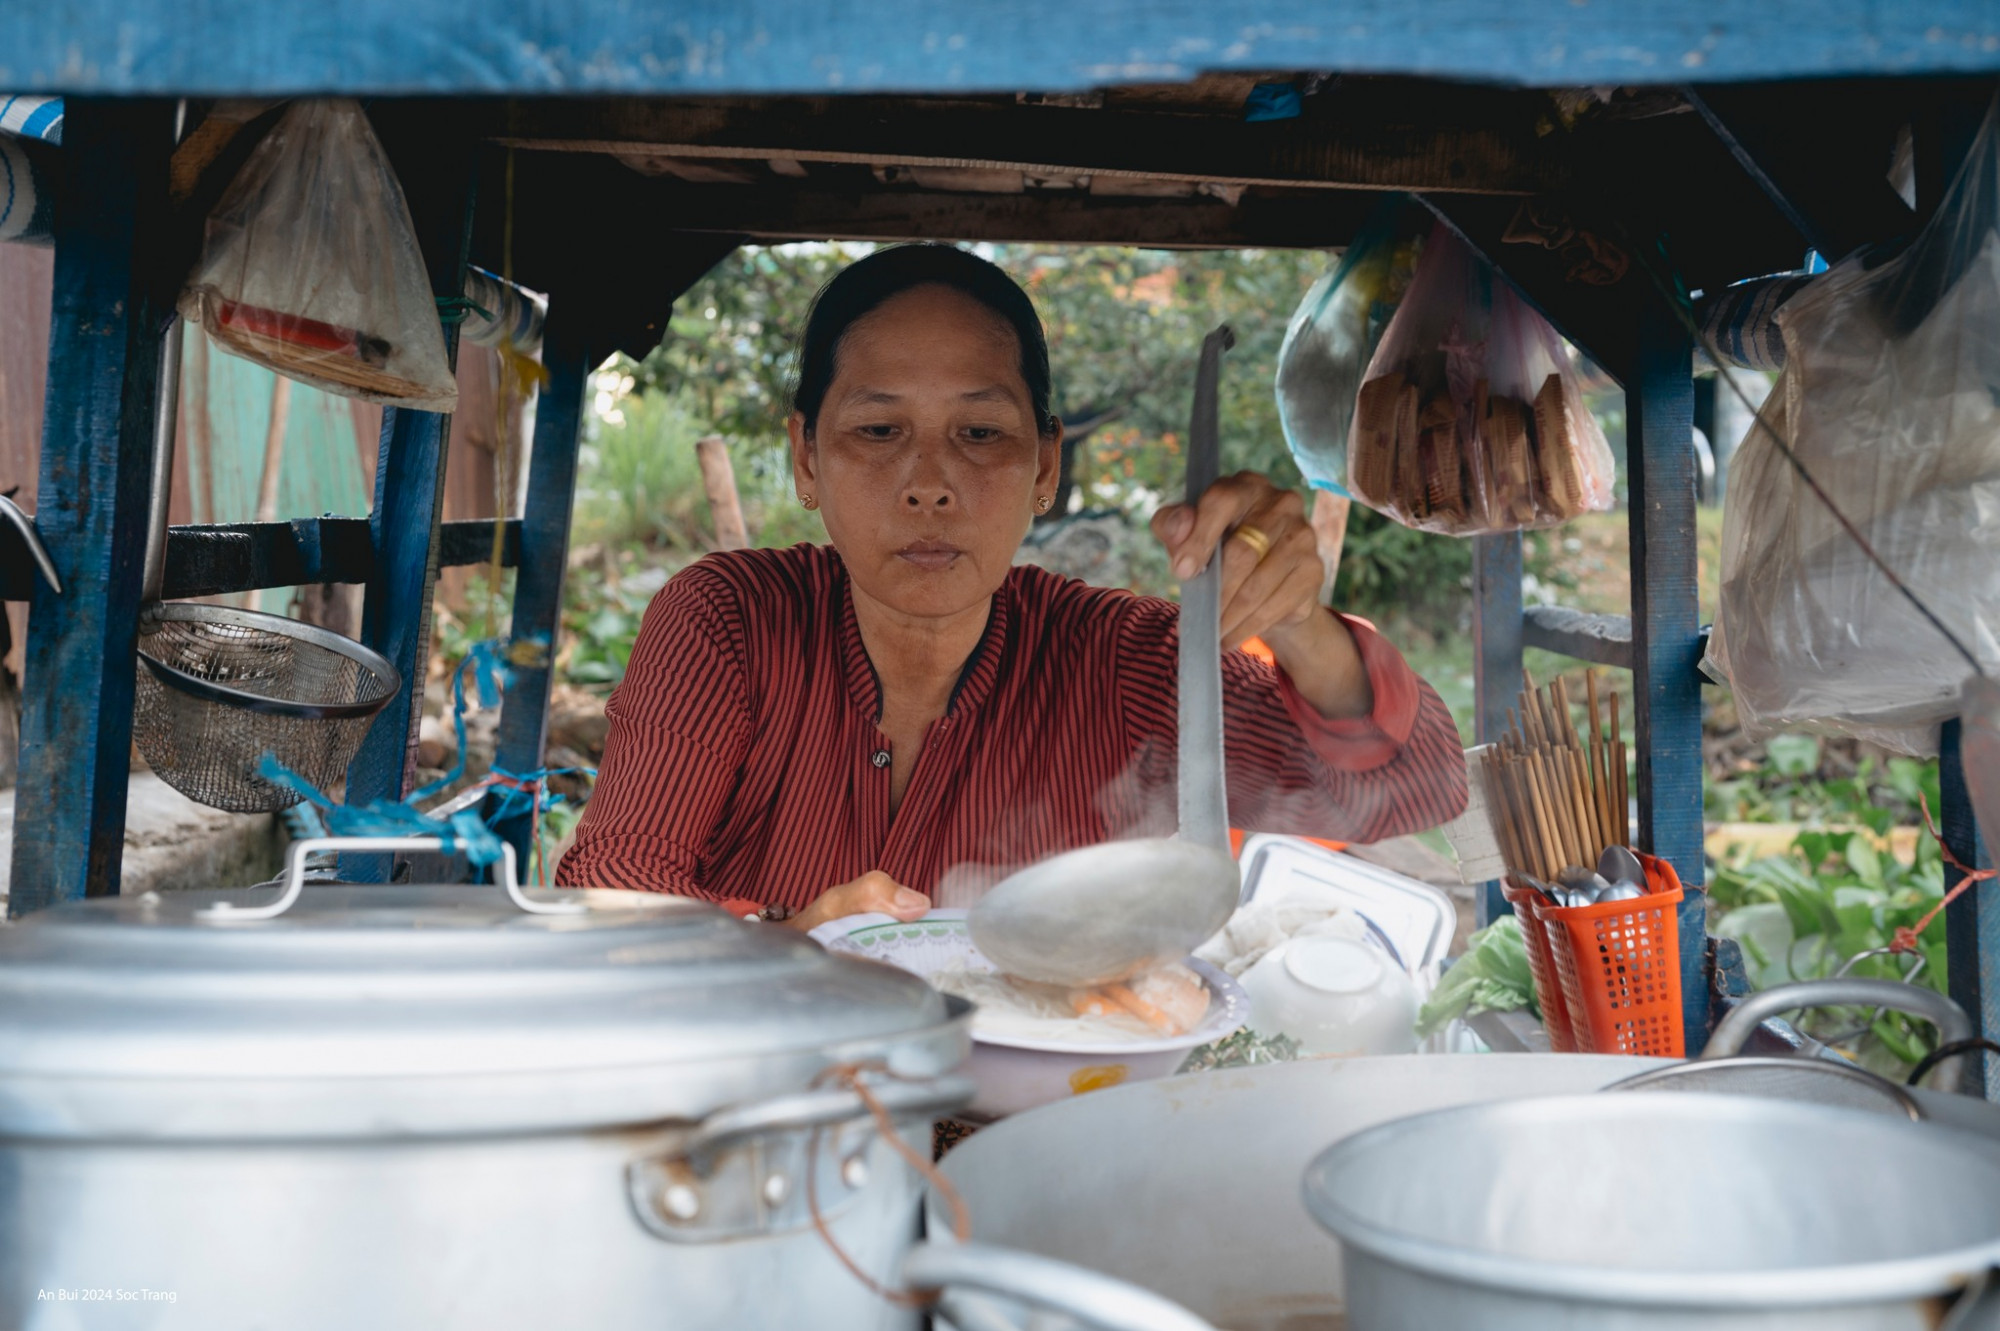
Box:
[558,245,1467,930]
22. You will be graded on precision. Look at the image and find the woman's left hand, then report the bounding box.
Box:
[1151,471,1373,720]
[1151,471,1322,652]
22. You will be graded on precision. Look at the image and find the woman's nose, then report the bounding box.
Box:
[901,447,956,510]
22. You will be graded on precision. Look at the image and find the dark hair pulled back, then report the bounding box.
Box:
[791,244,1057,436]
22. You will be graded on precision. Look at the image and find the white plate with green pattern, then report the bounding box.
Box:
[812,908,985,971]
[813,908,1247,1118]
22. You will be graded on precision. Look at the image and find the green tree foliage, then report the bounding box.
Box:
[612,240,1477,619]
[634,243,1322,493]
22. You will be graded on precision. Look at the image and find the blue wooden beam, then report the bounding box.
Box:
[489,301,591,869]
[1941,719,1998,1097]
[8,99,175,915]
[1519,606,1716,679]
[342,133,477,869]
[1626,295,1709,1052]
[6,3,2000,94]
[0,518,521,602]
[1470,531,1522,927]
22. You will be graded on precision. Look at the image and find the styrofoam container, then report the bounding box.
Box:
[812,910,1247,1119]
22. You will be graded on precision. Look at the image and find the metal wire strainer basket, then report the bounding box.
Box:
[133,602,401,813]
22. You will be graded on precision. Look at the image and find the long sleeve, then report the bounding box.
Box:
[555,567,754,898]
[1113,600,1467,844]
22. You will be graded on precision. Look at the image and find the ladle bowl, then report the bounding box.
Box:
[966,839,1240,987]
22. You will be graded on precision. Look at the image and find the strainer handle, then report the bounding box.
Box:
[197,835,587,921]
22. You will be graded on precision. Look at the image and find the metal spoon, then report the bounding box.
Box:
[969,327,1242,988]
[1598,843,1645,888]
[1515,874,1567,910]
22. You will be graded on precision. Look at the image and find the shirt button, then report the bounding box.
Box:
[871,750,892,769]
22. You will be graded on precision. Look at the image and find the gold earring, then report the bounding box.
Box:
[1035,495,1052,513]
[801,494,818,511]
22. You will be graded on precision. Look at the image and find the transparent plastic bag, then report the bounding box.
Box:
[1708,99,2000,756]
[1346,223,1614,535]
[179,99,457,412]
[1274,199,1420,497]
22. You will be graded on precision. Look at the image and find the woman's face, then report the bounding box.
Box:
[791,284,1061,622]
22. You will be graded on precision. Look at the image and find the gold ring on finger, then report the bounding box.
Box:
[1229,523,1274,561]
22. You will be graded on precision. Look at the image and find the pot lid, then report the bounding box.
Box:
[0,883,959,1140]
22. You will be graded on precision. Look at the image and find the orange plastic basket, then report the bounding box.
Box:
[1542,853,1686,1057]
[1501,879,1577,1053]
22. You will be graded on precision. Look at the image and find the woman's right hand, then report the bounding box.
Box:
[783,870,931,933]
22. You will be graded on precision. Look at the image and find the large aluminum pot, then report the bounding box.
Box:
[935,1050,2000,1330]
[0,836,1180,1331]
[1306,1094,2000,1330]
[936,1053,1669,1329]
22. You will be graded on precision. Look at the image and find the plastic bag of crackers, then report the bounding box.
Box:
[179,100,458,413]
[1346,224,1614,535]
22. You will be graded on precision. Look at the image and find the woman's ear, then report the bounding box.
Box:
[788,411,817,496]
[1035,419,1064,502]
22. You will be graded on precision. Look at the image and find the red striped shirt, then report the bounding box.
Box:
[557,544,1467,913]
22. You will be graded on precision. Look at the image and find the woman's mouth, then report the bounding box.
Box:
[896,540,964,570]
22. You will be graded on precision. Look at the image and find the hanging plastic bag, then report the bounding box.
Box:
[1708,99,2000,756]
[1274,198,1421,497]
[179,99,457,412]
[1345,223,1614,535]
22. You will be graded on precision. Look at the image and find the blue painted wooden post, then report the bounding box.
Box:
[490,300,593,869]
[1942,720,1998,1096]
[1471,531,1522,926]
[1626,296,1710,1051]
[342,145,476,880]
[8,99,175,915]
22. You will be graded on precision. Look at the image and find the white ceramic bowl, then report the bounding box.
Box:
[1239,933,1419,1057]
[813,910,1247,1118]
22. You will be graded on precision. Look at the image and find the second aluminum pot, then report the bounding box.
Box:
[1306,1093,2000,1330]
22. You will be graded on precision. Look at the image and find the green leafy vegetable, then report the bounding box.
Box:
[1416,915,1538,1038]
[1177,1027,1302,1073]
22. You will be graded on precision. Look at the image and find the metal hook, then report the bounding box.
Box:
[0,494,61,594]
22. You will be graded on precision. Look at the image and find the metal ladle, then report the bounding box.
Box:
[968,327,1241,988]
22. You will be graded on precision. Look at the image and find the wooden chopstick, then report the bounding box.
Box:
[1486,669,1633,882]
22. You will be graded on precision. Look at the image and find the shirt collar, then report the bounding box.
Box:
[833,553,1013,724]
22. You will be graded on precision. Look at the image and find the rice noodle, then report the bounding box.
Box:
[931,963,1207,1045]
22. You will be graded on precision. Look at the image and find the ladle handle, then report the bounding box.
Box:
[1178,326,1233,857]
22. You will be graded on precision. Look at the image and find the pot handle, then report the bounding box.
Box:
[679,1076,975,1176]
[1944,1267,2000,1331]
[198,834,586,922]
[1704,978,1974,1092]
[906,1241,1219,1331]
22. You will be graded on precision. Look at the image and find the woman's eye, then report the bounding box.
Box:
[962,427,1001,443]
[857,424,899,440]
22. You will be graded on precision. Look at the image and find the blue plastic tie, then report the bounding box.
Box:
[257,754,507,867]
[258,638,594,874]
[411,640,513,803]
